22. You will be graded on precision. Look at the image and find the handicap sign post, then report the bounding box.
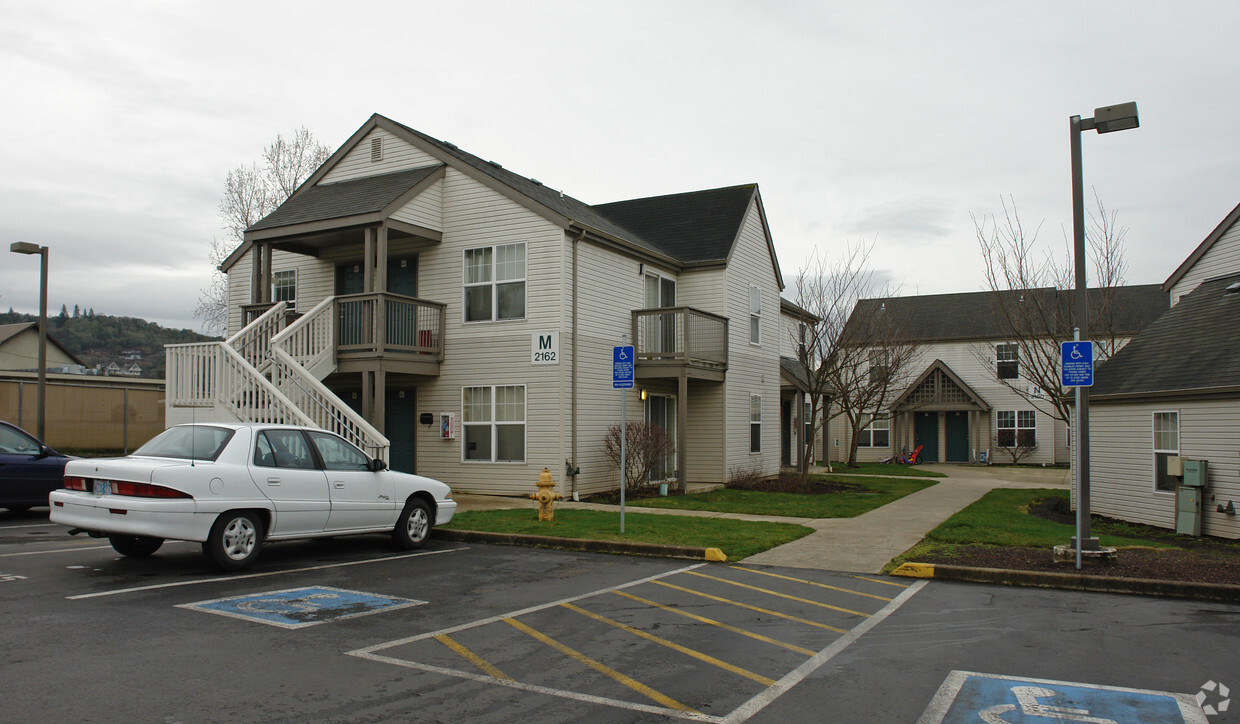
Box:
[1061,340,1094,387]
[613,344,635,532]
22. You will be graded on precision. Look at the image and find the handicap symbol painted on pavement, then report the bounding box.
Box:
[919,671,1209,724]
[178,586,427,629]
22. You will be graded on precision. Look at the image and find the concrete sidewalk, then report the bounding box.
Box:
[450,464,1070,574]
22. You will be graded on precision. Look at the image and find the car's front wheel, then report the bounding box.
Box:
[204,511,263,570]
[393,498,432,550]
[109,534,164,557]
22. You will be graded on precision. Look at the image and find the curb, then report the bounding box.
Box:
[890,562,1240,603]
[434,529,727,562]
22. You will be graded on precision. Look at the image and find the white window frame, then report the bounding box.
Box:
[272,269,296,310]
[750,393,762,453]
[997,410,1036,448]
[461,384,526,463]
[857,414,890,448]
[1152,410,1180,493]
[749,286,762,345]
[996,343,1019,380]
[463,242,526,323]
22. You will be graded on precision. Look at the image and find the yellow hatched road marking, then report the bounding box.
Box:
[503,617,698,714]
[851,575,910,588]
[434,634,512,681]
[683,571,871,618]
[651,580,848,634]
[613,590,816,656]
[561,603,776,686]
[729,566,893,602]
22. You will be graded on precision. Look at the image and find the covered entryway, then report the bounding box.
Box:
[891,359,990,464]
[945,410,969,462]
[914,412,939,463]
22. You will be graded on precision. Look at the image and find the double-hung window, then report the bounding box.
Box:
[272,270,296,310]
[749,286,762,345]
[997,410,1036,447]
[868,350,890,385]
[858,415,890,447]
[464,243,526,322]
[1153,411,1180,492]
[462,385,526,462]
[996,343,1018,379]
[749,394,762,453]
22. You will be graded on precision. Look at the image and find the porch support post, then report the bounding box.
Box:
[373,369,386,435]
[375,226,388,351]
[375,225,388,293]
[363,227,376,293]
[362,370,374,422]
[250,243,263,304]
[260,242,273,303]
[677,372,688,493]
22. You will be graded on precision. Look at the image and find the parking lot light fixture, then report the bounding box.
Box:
[9,241,49,440]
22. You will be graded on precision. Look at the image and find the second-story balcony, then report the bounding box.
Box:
[632,307,728,381]
[335,292,445,376]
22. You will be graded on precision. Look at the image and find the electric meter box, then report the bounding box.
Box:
[1182,459,1208,487]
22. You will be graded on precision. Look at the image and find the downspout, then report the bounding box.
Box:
[569,228,586,500]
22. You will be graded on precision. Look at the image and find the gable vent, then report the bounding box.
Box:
[371,137,383,162]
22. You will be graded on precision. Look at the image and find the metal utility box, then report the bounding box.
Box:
[1182,459,1208,487]
[1176,486,1202,536]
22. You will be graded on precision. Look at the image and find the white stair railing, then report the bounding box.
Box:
[226,301,288,371]
[165,341,316,427]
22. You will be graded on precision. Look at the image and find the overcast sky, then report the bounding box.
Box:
[2,1,1238,332]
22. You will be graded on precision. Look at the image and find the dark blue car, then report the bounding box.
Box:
[0,421,70,512]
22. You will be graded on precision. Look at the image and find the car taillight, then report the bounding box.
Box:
[64,476,88,491]
[110,481,192,499]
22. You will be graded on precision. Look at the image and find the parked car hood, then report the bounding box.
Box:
[65,456,201,483]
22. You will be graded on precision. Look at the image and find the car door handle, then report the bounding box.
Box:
[333,482,345,489]
[266,477,280,486]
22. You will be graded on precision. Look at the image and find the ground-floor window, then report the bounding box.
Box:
[462,385,525,462]
[1153,411,1180,492]
[857,414,890,447]
[997,410,1036,447]
[750,394,762,453]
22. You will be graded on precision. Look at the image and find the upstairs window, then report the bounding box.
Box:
[997,410,1036,447]
[464,243,526,322]
[996,343,1019,379]
[749,286,762,345]
[272,270,296,310]
[868,349,890,385]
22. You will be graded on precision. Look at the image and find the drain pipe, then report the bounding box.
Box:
[569,228,585,501]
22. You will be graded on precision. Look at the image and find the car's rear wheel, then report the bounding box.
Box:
[204,511,263,570]
[393,498,432,550]
[108,534,164,557]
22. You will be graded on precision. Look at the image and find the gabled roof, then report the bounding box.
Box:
[1092,272,1240,400]
[231,114,783,284]
[890,359,990,412]
[779,297,818,322]
[0,322,85,366]
[780,355,810,391]
[1163,200,1240,292]
[847,285,1167,344]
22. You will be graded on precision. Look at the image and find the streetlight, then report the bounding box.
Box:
[9,241,49,441]
[1069,102,1138,568]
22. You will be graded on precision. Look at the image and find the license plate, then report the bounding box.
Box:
[92,480,111,495]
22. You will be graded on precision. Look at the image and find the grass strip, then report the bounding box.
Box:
[441,508,812,560]
[823,462,946,478]
[627,476,936,518]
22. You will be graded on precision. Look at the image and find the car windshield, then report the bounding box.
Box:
[134,426,234,461]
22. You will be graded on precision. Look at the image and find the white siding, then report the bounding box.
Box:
[390,178,443,231]
[1091,399,1240,539]
[1171,217,1240,305]
[321,128,440,184]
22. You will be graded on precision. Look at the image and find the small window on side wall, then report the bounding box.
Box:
[749,286,761,345]
[272,270,296,311]
[1153,411,1180,492]
[750,394,762,453]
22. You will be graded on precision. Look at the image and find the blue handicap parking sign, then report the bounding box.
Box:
[179,586,426,629]
[921,671,1208,723]
[1061,341,1094,387]
[613,345,634,389]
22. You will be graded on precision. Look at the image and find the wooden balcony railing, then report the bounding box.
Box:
[631,307,728,374]
[336,292,445,361]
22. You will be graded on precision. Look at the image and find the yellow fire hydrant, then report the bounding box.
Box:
[530,467,563,521]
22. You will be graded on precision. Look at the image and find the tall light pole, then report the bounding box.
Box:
[1069,102,1139,564]
[10,241,49,441]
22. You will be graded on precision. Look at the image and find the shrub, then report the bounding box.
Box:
[603,422,675,494]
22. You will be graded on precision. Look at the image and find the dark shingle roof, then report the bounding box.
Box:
[1092,273,1240,398]
[592,185,757,264]
[248,165,442,232]
[780,356,810,390]
[847,285,1167,343]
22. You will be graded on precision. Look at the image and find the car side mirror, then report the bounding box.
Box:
[370,458,387,472]
[36,445,51,459]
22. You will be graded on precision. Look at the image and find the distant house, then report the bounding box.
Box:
[123,363,142,377]
[827,286,1166,465]
[1089,202,1240,539]
[121,350,143,360]
[103,362,122,375]
[0,322,84,372]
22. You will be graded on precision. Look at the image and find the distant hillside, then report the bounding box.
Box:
[0,308,219,380]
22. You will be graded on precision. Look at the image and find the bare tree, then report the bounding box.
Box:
[603,421,675,493]
[792,240,921,470]
[194,127,332,334]
[972,193,1130,427]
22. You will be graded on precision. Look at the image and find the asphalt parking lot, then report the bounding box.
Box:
[2,510,1237,723]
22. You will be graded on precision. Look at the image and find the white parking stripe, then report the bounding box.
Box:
[0,523,61,530]
[0,543,113,557]
[66,547,468,600]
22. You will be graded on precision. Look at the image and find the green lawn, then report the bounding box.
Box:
[626,475,936,518]
[441,509,812,560]
[887,488,1181,569]
[824,462,946,478]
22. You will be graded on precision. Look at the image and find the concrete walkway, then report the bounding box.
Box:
[452,464,1070,574]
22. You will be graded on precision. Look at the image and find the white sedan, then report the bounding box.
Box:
[49,423,456,570]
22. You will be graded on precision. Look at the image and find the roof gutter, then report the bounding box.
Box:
[569,228,586,501]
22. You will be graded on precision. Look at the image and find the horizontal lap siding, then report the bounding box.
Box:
[391,179,443,230]
[1171,220,1240,304]
[321,129,439,183]
[1091,400,1240,539]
